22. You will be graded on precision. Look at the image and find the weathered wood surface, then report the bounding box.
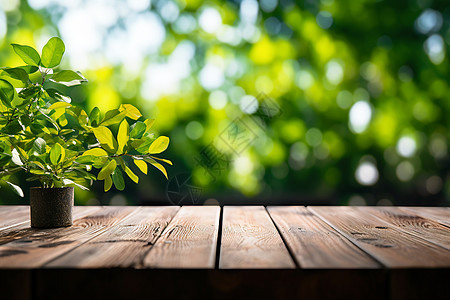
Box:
[400,206,450,227]
[220,206,295,269]
[0,206,448,270]
[0,206,100,246]
[0,206,29,230]
[0,206,449,300]
[143,206,220,268]
[268,206,379,268]
[360,206,450,250]
[0,206,134,268]
[309,206,450,268]
[47,207,179,268]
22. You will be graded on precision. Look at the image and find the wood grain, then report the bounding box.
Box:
[400,207,450,227]
[0,206,100,245]
[267,206,380,268]
[0,206,134,268]
[361,206,450,250]
[46,207,179,268]
[220,206,295,269]
[0,206,30,230]
[309,206,450,268]
[143,206,220,268]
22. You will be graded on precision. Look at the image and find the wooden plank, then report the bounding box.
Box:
[309,206,450,268]
[220,206,295,269]
[267,206,380,268]
[400,207,450,227]
[0,206,135,268]
[143,206,220,268]
[0,206,101,245]
[361,207,450,250]
[0,206,30,230]
[46,207,179,268]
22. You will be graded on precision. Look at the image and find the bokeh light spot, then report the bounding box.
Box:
[349,101,372,133]
[355,161,379,186]
[396,161,415,182]
[396,136,417,158]
[185,121,204,140]
[316,11,333,29]
[305,128,323,147]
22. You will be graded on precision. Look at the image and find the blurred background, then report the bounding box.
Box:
[0,0,449,206]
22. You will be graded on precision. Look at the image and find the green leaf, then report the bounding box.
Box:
[5,181,24,197]
[11,44,41,66]
[135,137,154,154]
[150,156,173,165]
[130,122,146,139]
[81,148,108,157]
[0,120,23,135]
[100,109,127,126]
[29,161,45,170]
[144,158,168,179]
[62,179,89,191]
[123,165,139,183]
[33,137,46,155]
[119,104,142,120]
[148,136,170,154]
[117,119,129,154]
[45,88,72,103]
[92,126,118,153]
[1,67,29,83]
[51,70,86,82]
[50,143,65,165]
[134,159,148,174]
[18,65,38,74]
[104,175,113,192]
[97,159,116,180]
[41,37,65,68]
[48,102,71,110]
[89,107,101,127]
[0,79,14,107]
[112,168,125,191]
[11,148,23,166]
[144,119,155,132]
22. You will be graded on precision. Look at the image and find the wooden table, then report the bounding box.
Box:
[0,206,449,300]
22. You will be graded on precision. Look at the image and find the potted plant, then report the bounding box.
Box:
[0,37,171,228]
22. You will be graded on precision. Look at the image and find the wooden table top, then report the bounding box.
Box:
[1,205,449,299]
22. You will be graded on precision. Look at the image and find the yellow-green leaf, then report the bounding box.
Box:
[81,148,108,157]
[120,104,142,120]
[104,175,113,192]
[144,119,155,132]
[41,37,65,68]
[50,143,65,165]
[117,119,129,154]
[124,166,139,183]
[98,159,116,180]
[145,158,168,179]
[133,159,147,175]
[148,136,170,154]
[92,126,118,153]
[150,156,173,165]
[49,102,71,110]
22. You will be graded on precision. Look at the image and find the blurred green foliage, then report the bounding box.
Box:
[0,0,449,206]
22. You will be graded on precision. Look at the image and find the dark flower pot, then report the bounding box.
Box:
[30,187,74,228]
